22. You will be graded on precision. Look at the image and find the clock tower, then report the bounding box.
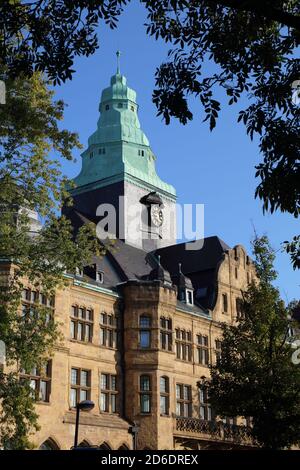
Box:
[66,55,177,251]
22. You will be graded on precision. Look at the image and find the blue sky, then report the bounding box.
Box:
[54,2,299,302]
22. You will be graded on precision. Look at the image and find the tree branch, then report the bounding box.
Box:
[207,0,300,31]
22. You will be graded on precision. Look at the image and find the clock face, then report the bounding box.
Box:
[150,205,164,227]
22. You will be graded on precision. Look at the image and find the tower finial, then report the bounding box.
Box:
[116,50,121,74]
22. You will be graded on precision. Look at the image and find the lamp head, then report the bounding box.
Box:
[77,400,95,411]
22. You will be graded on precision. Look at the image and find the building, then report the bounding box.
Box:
[14,64,257,450]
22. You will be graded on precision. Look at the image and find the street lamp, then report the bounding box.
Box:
[74,400,95,448]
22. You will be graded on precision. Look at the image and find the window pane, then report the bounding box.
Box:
[111,394,116,413]
[108,330,113,347]
[160,377,167,393]
[71,368,78,385]
[140,375,150,391]
[78,308,84,318]
[100,392,108,412]
[160,396,168,414]
[200,405,205,419]
[39,381,48,402]
[85,324,91,342]
[140,331,150,348]
[70,321,75,339]
[100,313,106,324]
[101,374,108,390]
[100,328,106,345]
[70,388,77,407]
[140,394,150,413]
[86,309,92,320]
[80,389,87,402]
[184,403,190,417]
[183,386,190,400]
[78,323,83,340]
[30,379,37,393]
[80,370,88,387]
[111,376,116,391]
[71,306,77,317]
[176,384,181,399]
[140,316,150,328]
[176,402,181,416]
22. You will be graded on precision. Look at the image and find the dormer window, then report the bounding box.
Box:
[75,267,83,278]
[90,151,93,159]
[131,105,134,111]
[105,104,109,111]
[138,149,145,156]
[99,147,106,155]
[96,271,104,284]
[186,289,194,305]
[117,103,123,108]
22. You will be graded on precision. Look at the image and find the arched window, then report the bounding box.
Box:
[118,444,129,450]
[39,438,60,450]
[78,440,90,448]
[99,442,111,450]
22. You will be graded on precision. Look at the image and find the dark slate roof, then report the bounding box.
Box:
[154,236,230,274]
[153,236,231,309]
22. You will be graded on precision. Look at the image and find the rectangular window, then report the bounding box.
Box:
[140,375,151,413]
[176,383,192,417]
[197,334,209,365]
[215,339,222,362]
[236,298,244,319]
[69,368,91,407]
[175,329,192,362]
[100,374,118,413]
[20,361,52,403]
[222,293,228,313]
[199,387,213,421]
[160,317,172,351]
[70,306,93,342]
[160,376,169,415]
[139,316,151,349]
[99,312,118,349]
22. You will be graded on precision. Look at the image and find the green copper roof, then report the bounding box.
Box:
[71,68,176,199]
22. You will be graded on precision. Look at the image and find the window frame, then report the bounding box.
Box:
[99,312,119,349]
[70,367,91,408]
[139,315,151,349]
[100,373,118,414]
[159,376,170,416]
[160,317,172,351]
[20,361,52,403]
[70,305,93,343]
[139,374,151,414]
[196,334,209,366]
[176,383,192,417]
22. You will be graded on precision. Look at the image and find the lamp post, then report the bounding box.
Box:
[74,400,95,448]
[128,422,140,450]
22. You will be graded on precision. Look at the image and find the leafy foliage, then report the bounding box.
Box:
[207,236,300,449]
[0,70,102,448]
[0,0,128,85]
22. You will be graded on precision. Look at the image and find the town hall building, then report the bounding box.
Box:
[17,63,257,450]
